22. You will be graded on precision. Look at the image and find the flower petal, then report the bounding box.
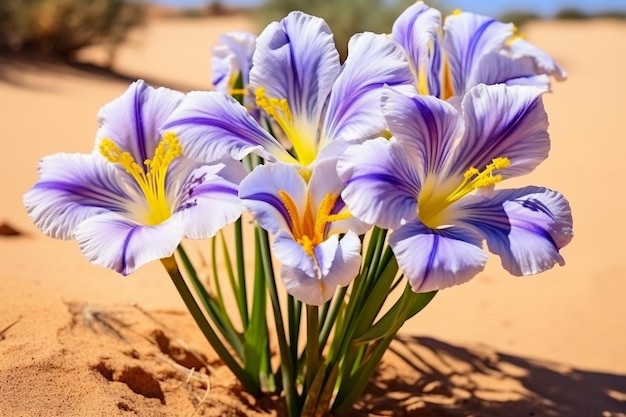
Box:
[23,153,136,239]
[506,37,567,82]
[391,1,443,96]
[382,88,462,178]
[251,11,340,137]
[211,31,257,91]
[452,83,549,178]
[239,163,307,235]
[74,213,184,275]
[277,231,361,305]
[163,91,295,164]
[322,32,415,144]
[457,186,573,276]
[389,220,487,293]
[443,12,514,95]
[96,80,184,162]
[172,159,246,240]
[469,52,553,90]
[338,138,420,229]
[308,158,370,236]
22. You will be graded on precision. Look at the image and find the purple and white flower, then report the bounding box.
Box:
[337,84,573,292]
[391,1,566,99]
[163,11,415,171]
[24,80,246,275]
[211,31,256,94]
[240,159,369,305]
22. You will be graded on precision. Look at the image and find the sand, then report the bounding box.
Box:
[1,13,625,417]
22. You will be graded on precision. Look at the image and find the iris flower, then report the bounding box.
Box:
[24,80,246,275]
[337,84,573,292]
[240,159,369,305]
[212,32,256,98]
[391,1,566,99]
[163,11,415,171]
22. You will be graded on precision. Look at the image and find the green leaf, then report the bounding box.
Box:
[301,362,327,417]
[177,245,244,358]
[353,289,437,343]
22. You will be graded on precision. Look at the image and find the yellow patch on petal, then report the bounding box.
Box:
[255,87,317,166]
[100,132,182,225]
[278,190,351,256]
[418,157,510,229]
[441,56,455,100]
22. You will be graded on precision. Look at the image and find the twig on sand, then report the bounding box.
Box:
[68,302,131,342]
[157,354,211,416]
[0,317,21,341]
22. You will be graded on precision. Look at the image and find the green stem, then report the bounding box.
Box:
[305,305,319,390]
[176,245,243,358]
[288,295,301,377]
[318,286,346,350]
[160,255,259,396]
[256,227,299,416]
[234,218,249,329]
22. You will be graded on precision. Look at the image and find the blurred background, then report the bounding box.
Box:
[1,0,625,69]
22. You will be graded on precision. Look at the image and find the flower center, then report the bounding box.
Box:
[418,157,510,228]
[278,190,351,256]
[99,132,182,226]
[255,87,317,166]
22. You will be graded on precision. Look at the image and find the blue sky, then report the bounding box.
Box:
[151,0,626,17]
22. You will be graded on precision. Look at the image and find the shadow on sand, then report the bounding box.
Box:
[349,335,626,417]
[0,53,202,92]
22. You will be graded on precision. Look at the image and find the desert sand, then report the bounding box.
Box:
[0,12,625,417]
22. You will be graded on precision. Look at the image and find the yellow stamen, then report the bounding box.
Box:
[506,25,525,46]
[255,87,317,165]
[278,190,351,256]
[418,157,510,228]
[451,8,462,16]
[100,132,182,225]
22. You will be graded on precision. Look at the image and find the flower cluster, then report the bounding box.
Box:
[24,2,573,416]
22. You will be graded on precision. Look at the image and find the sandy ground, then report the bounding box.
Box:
[0,13,625,417]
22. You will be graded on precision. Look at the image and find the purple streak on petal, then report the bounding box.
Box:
[163,91,292,163]
[23,153,140,240]
[457,186,573,276]
[390,220,487,292]
[175,183,237,213]
[322,32,415,143]
[31,181,127,212]
[74,213,183,275]
[251,12,340,129]
[97,80,184,167]
[240,163,305,235]
[465,19,496,76]
[120,225,139,274]
[338,138,421,228]
[382,89,461,177]
[429,36,443,97]
[443,13,513,95]
[164,116,265,149]
[452,84,549,179]
[391,2,442,96]
[244,192,292,230]
[171,163,245,240]
[132,81,148,163]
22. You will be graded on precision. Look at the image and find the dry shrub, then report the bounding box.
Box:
[0,0,145,62]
